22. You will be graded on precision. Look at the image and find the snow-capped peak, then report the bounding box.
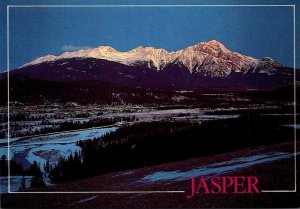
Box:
[21,55,58,68]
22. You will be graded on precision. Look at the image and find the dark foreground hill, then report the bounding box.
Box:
[1,142,299,208]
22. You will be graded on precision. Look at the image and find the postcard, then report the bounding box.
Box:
[0,0,299,208]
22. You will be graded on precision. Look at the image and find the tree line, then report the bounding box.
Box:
[11,116,137,137]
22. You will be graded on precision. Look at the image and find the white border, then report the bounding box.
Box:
[6,4,297,194]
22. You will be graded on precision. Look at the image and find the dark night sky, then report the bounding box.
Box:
[0,0,299,71]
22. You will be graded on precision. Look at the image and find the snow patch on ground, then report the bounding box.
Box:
[72,195,98,205]
[172,114,240,121]
[0,137,20,144]
[1,176,32,193]
[283,124,300,129]
[140,152,300,183]
[0,126,118,171]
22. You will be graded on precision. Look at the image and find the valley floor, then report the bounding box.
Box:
[2,141,299,208]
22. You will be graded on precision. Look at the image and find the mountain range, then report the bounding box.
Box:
[1,40,295,92]
[22,40,284,76]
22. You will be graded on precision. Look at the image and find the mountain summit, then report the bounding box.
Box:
[21,40,283,78]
